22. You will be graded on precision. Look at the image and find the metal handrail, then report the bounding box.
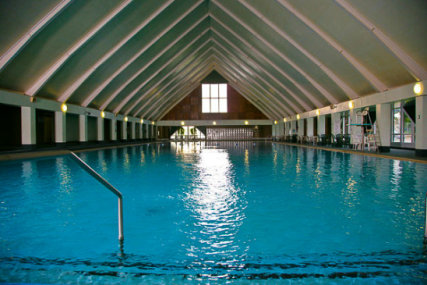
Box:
[70,152,124,241]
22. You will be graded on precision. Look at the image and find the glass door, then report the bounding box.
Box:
[391,101,415,148]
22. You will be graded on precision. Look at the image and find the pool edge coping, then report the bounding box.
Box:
[275,142,427,164]
[0,141,426,164]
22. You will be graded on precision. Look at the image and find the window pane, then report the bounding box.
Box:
[393,109,401,134]
[403,112,412,134]
[393,135,401,143]
[219,84,227,98]
[202,84,210,98]
[202,99,210,113]
[219,98,227,113]
[211,84,219,98]
[404,135,412,143]
[211,98,219,112]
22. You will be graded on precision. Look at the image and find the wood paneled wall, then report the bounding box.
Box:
[161,85,267,121]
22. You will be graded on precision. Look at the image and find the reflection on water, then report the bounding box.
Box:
[183,148,246,269]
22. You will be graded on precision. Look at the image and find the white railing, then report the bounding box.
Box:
[70,152,124,241]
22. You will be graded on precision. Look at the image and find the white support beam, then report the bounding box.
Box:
[376,103,391,148]
[153,61,280,121]
[318,115,326,136]
[138,122,143,139]
[335,0,427,81]
[21,106,36,145]
[214,60,285,119]
[211,47,288,116]
[79,114,88,142]
[124,42,213,117]
[158,120,273,126]
[212,0,338,104]
[55,111,66,143]
[128,40,213,116]
[26,0,133,96]
[217,68,276,120]
[131,121,136,139]
[148,63,217,119]
[415,95,427,152]
[121,120,127,140]
[238,0,359,99]
[97,117,104,141]
[82,12,207,108]
[307,117,314,137]
[211,40,292,116]
[275,0,388,92]
[213,66,278,119]
[297,119,304,137]
[59,0,180,103]
[77,1,202,107]
[212,57,281,119]
[116,29,211,114]
[211,16,316,111]
[111,118,117,140]
[149,56,282,120]
[0,0,72,72]
[142,61,215,118]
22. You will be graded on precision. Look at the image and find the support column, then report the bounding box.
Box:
[55,111,66,143]
[79,114,87,142]
[307,117,314,137]
[415,95,427,156]
[21,106,36,145]
[111,118,117,141]
[297,119,304,137]
[139,123,143,139]
[97,117,104,141]
[272,123,277,137]
[376,103,391,152]
[277,122,284,137]
[122,121,127,140]
[291,120,296,134]
[318,115,326,136]
[131,122,136,139]
[331,112,341,136]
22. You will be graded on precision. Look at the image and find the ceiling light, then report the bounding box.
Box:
[124,116,128,122]
[213,121,216,125]
[61,103,67,113]
[100,111,105,118]
[296,114,300,120]
[244,120,249,125]
[348,101,354,109]
[316,109,320,116]
[414,82,424,95]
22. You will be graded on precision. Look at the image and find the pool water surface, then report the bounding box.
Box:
[0,142,426,283]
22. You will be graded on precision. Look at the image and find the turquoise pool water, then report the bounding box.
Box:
[0,142,426,283]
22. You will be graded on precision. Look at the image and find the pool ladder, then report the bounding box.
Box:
[70,152,124,242]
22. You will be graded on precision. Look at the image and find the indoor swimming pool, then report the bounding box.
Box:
[0,142,426,283]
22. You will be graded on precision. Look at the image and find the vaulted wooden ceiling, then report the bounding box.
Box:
[0,0,426,120]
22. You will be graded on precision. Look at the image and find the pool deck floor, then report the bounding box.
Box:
[0,140,426,164]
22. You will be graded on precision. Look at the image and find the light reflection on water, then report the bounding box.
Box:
[182,148,247,268]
